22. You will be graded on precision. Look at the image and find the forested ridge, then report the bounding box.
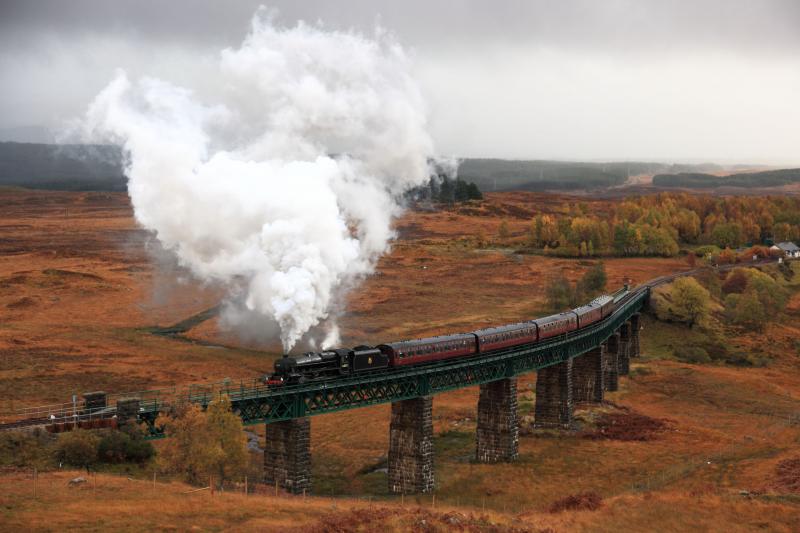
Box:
[524,193,800,258]
[653,168,800,188]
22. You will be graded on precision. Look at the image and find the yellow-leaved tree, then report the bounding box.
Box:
[156,394,247,488]
[657,277,710,328]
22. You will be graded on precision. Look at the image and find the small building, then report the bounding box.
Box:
[770,241,800,258]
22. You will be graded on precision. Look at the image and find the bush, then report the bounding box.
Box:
[675,345,711,364]
[693,269,722,298]
[54,429,100,471]
[693,245,721,258]
[722,269,749,294]
[97,429,154,464]
[156,395,247,487]
[578,262,607,298]
[0,430,54,468]
[546,274,575,312]
[656,277,711,328]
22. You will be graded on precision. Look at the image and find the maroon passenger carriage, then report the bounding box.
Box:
[533,312,578,339]
[473,322,538,352]
[378,333,477,367]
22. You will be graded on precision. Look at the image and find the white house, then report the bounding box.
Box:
[771,241,800,258]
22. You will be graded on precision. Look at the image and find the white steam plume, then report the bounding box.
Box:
[83,10,436,351]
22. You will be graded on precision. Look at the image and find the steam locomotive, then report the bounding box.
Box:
[267,289,625,386]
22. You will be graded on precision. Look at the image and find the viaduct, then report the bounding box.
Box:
[1,282,651,495]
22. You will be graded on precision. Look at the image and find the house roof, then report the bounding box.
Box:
[775,241,800,252]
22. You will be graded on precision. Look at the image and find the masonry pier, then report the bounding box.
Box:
[388,396,434,493]
[603,333,620,392]
[618,323,631,376]
[264,418,311,494]
[629,313,641,358]
[475,378,519,462]
[572,345,604,403]
[534,359,573,428]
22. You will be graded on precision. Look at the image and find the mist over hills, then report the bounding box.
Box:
[0,142,126,191]
[0,142,794,193]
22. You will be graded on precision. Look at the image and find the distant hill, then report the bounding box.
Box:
[0,142,126,191]
[457,159,722,191]
[653,168,800,189]
[1,142,791,193]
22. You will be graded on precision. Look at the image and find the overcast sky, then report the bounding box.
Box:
[1,0,798,163]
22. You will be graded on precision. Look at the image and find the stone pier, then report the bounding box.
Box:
[388,396,434,493]
[629,314,641,358]
[618,323,631,376]
[264,418,311,494]
[603,333,620,392]
[534,359,573,429]
[475,378,519,463]
[573,345,605,403]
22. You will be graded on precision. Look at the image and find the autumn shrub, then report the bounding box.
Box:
[156,395,248,487]
[54,429,99,471]
[694,245,721,258]
[723,269,788,331]
[97,428,154,464]
[654,277,711,328]
[0,429,54,468]
[721,268,749,294]
[693,269,722,298]
[714,247,737,265]
[577,262,607,299]
[675,345,711,364]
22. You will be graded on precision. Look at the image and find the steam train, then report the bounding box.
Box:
[267,288,627,386]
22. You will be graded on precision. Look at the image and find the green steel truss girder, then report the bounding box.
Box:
[140,289,648,437]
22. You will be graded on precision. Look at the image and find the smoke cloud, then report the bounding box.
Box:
[83,9,435,351]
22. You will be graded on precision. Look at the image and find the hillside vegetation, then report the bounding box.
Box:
[653,168,800,189]
[521,193,800,258]
[459,159,722,191]
[0,142,762,193]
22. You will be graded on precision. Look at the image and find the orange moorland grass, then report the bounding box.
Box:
[1,469,799,532]
[3,188,800,530]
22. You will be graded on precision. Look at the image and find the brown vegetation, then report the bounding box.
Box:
[547,492,603,513]
[585,410,670,442]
